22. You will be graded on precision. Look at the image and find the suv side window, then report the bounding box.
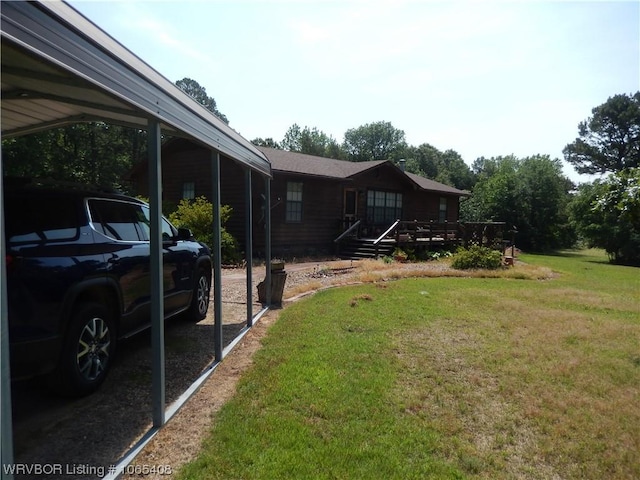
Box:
[6,196,79,244]
[88,199,149,242]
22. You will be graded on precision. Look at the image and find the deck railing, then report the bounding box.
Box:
[373,219,401,246]
[373,219,401,257]
[333,219,361,244]
[393,220,460,246]
[335,219,510,255]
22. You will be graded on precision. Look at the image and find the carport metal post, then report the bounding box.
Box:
[265,177,272,304]
[148,120,165,427]
[212,152,223,361]
[245,168,253,326]
[1,149,15,480]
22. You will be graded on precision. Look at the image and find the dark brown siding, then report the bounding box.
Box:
[131,141,465,258]
[264,174,347,256]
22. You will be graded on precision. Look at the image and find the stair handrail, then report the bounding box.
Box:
[373,219,400,245]
[334,220,361,243]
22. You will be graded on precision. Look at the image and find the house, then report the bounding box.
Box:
[130,139,471,258]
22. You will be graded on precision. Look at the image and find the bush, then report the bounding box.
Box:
[168,196,242,264]
[392,248,408,262]
[451,245,503,270]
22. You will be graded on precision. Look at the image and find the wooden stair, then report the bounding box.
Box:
[337,238,395,260]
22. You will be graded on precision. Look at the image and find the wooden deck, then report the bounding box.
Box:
[336,220,510,259]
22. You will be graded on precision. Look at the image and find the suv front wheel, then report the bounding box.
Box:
[188,268,211,321]
[50,303,116,397]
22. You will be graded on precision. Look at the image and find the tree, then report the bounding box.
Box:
[436,149,475,191]
[569,168,640,265]
[517,155,575,250]
[280,124,344,158]
[472,156,501,178]
[461,155,523,224]
[597,167,640,231]
[251,137,281,149]
[343,121,407,162]
[461,155,575,251]
[404,143,475,190]
[175,77,229,124]
[2,123,145,192]
[563,92,640,174]
[404,143,441,178]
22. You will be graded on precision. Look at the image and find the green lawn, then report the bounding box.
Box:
[178,249,640,479]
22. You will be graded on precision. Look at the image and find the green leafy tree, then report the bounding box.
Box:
[343,121,407,162]
[281,124,345,158]
[176,77,229,124]
[569,168,640,265]
[462,156,523,224]
[404,143,442,179]
[251,137,281,149]
[404,143,474,190]
[472,156,501,178]
[168,196,241,264]
[436,149,475,191]
[518,155,575,250]
[563,92,640,174]
[596,167,640,230]
[461,155,575,251]
[2,123,145,192]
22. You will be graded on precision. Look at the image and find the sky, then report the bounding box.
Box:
[68,0,639,183]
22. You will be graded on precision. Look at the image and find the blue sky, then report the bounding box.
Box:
[69,0,639,182]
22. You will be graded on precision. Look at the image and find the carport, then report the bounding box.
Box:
[1,1,272,477]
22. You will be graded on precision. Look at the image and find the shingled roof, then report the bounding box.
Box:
[257,146,385,179]
[256,146,469,196]
[404,171,470,196]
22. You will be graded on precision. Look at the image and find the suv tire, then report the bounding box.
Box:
[188,268,211,321]
[50,303,116,397]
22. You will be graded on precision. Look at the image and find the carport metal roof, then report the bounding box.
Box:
[1,0,271,177]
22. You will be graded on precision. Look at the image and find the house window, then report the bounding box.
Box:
[286,181,303,223]
[366,190,402,225]
[439,197,448,222]
[182,182,195,200]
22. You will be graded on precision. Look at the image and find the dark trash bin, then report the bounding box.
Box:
[257,265,287,306]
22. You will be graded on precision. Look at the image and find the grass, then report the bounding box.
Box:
[178,249,640,479]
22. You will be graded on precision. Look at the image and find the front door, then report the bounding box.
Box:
[343,188,357,227]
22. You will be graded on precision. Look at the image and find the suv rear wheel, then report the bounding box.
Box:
[50,303,116,397]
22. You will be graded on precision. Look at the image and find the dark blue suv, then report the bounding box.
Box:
[5,181,212,396]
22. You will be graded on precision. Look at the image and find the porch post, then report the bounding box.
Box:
[245,168,253,326]
[211,151,223,361]
[148,119,165,427]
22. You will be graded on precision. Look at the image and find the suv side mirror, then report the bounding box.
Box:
[177,227,194,241]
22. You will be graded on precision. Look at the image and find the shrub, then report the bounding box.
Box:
[168,196,242,264]
[451,245,503,270]
[392,248,408,262]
